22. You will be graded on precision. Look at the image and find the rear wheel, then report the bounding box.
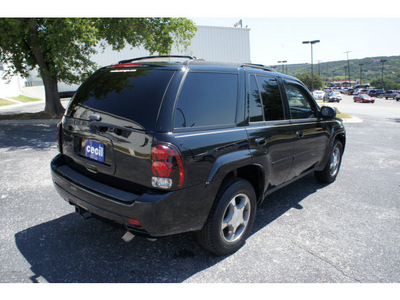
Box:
[196,178,256,255]
[315,140,343,183]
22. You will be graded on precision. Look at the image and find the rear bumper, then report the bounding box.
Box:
[51,154,211,237]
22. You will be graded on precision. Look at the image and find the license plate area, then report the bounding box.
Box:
[84,140,105,163]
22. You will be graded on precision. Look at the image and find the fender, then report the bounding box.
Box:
[206,149,253,184]
[316,121,346,171]
[205,149,267,204]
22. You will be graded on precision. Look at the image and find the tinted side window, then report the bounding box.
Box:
[257,76,285,121]
[249,75,263,122]
[174,72,238,129]
[284,83,317,119]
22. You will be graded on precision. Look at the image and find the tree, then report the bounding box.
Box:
[0,18,197,116]
[370,77,400,90]
[294,72,324,91]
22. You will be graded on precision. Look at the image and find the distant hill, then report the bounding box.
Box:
[272,55,400,85]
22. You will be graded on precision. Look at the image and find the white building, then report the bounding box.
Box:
[1,25,251,98]
[0,62,26,98]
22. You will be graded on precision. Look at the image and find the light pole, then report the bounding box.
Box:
[344,51,351,87]
[359,63,363,85]
[303,40,320,91]
[277,60,287,74]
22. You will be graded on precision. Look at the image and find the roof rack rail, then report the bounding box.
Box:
[118,55,198,64]
[241,63,275,72]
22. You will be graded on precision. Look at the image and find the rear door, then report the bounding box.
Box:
[245,73,293,188]
[61,66,176,188]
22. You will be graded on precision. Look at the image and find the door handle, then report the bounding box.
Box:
[296,131,304,138]
[255,137,267,146]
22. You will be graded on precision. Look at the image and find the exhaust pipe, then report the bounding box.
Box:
[122,231,135,243]
[74,206,92,220]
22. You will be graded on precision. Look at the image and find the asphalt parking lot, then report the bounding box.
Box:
[0,95,399,284]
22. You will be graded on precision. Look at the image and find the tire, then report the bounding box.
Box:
[315,140,343,183]
[196,178,257,256]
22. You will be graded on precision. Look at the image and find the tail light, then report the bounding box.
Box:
[111,63,142,68]
[151,143,184,189]
[56,121,62,153]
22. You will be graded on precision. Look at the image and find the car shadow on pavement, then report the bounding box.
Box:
[253,173,323,234]
[14,174,324,283]
[15,212,218,283]
[0,122,58,151]
[387,118,400,123]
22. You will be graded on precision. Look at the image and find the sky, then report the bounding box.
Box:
[191,17,400,66]
[3,0,400,68]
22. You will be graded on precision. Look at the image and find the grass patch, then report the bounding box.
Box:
[9,95,42,103]
[0,99,16,106]
[337,112,351,119]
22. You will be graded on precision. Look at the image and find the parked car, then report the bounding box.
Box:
[324,92,342,102]
[384,90,398,99]
[353,88,368,95]
[376,89,386,97]
[51,55,346,255]
[395,93,400,102]
[370,89,386,97]
[353,94,375,103]
[313,90,325,99]
[353,84,370,90]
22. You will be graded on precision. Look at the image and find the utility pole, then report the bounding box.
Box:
[359,63,363,85]
[344,51,351,87]
[380,59,387,89]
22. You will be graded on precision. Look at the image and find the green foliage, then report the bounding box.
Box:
[0,18,196,115]
[0,18,197,85]
[279,55,400,87]
[370,77,400,90]
[294,72,324,90]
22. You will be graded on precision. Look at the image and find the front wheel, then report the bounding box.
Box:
[315,140,343,183]
[196,178,257,256]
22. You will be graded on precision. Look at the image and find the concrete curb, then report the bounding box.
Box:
[0,100,45,111]
[342,116,363,123]
[0,118,60,125]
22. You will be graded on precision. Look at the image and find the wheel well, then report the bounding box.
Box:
[336,133,346,151]
[220,165,264,203]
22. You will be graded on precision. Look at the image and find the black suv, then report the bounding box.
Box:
[51,55,346,255]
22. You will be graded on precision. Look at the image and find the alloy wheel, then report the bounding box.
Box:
[220,193,251,243]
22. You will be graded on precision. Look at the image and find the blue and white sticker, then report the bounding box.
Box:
[84,140,105,163]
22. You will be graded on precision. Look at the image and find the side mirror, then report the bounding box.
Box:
[320,106,336,119]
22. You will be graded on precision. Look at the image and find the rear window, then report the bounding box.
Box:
[68,68,175,130]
